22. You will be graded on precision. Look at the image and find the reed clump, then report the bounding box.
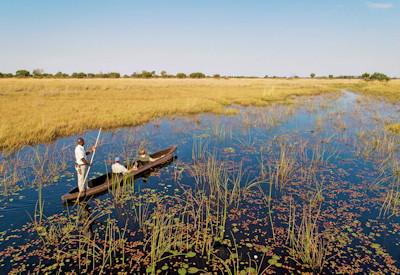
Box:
[287,201,328,272]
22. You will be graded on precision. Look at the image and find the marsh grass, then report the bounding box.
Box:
[210,120,233,140]
[0,152,25,194]
[32,189,130,274]
[28,144,69,186]
[260,138,296,190]
[357,130,397,162]
[109,174,135,204]
[287,201,328,272]
[379,159,400,217]
[0,78,357,152]
[131,195,153,234]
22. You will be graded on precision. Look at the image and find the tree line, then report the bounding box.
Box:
[0,69,393,81]
[0,70,211,79]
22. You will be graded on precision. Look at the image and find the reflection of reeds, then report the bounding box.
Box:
[236,127,255,148]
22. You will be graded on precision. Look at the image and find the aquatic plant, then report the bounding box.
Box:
[287,201,328,272]
[28,143,69,186]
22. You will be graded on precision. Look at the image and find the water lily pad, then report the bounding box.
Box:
[188,267,199,274]
[185,251,196,258]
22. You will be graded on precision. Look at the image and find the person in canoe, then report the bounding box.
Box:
[75,137,96,192]
[111,157,137,174]
[136,148,165,167]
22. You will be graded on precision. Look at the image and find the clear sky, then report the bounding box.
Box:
[1,0,399,77]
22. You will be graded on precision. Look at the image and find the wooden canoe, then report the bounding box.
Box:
[61,146,177,202]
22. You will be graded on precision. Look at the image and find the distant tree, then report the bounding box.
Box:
[328,74,334,79]
[264,75,269,78]
[32,68,44,78]
[213,74,221,78]
[310,73,316,78]
[15,69,31,78]
[72,72,87,78]
[54,72,69,78]
[189,72,206,78]
[1,73,13,78]
[87,73,96,78]
[108,72,120,78]
[361,73,370,80]
[176,73,187,79]
[160,70,168,78]
[140,71,154,78]
[370,72,390,81]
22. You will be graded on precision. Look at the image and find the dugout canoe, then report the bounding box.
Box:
[61,145,177,202]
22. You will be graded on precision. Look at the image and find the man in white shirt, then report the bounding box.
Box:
[111,157,138,174]
[111,157,128,174]
[75,137,96,192]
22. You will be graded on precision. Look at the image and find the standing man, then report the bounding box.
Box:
[75,137,96,193]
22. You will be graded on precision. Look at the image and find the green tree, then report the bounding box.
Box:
[142,71,154,78]
[189,72,206,78]
[15,69,31,78]
[361,73,370,80]
[213,74,221,78]
[72,72,87,78]
[328,74,334,79]
[310,73,316,78]
[108,72,120,78]
[176,73,187,78]
[54,72,69,78]
[370,72,390,81]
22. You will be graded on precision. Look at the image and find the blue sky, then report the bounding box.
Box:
[1,0,399,76]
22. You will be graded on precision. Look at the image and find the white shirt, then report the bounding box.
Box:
[75,144,86,165]
[112,162,128,174]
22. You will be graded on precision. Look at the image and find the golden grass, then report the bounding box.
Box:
[0,78,399,151]
[347,80,400,101]
[385,123,400,134]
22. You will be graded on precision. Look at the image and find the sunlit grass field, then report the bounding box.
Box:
[0,78,399,152]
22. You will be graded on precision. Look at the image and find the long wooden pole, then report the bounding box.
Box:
[83,128,102,185]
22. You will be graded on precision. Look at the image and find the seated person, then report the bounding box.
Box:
[111,157,137,174]
[137,149,164,166]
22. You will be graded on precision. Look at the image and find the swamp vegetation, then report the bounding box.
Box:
[0,89,400,274]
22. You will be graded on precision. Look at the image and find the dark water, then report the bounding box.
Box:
[0,91,399,274]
